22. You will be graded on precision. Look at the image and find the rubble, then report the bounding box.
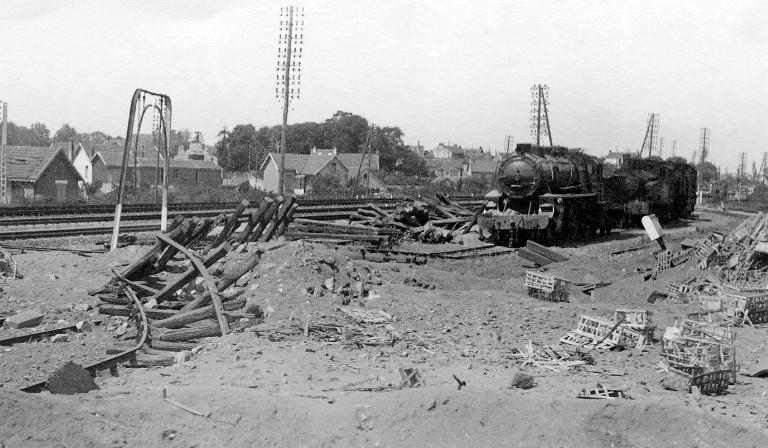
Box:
[285,195,483,245]
[509,371,536,389]
[46,361,99,395]
[577,384,631,399]
[0,247,19,279]
[524,271,571,302]
[560,309,653,351]
[3,310,44,329]
[87,198,295,350]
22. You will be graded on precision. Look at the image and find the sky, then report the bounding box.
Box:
[1,0,766,172]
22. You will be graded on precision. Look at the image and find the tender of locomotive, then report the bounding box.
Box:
[478,144,697,247]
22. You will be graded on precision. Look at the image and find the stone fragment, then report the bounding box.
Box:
[51,333,70,343]
[73,303,92,312]
[46,361,99,394]
[509,371,536,389]
[4,310,43,329]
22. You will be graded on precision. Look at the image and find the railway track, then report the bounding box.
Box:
[0,196,485,241]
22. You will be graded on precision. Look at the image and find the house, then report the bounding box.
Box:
[259,151,348,195]
[425,158,470,182]
[92,149,221,193]
[7,146,84,202]
[429,143,492,161]
[469,159,498,182]
[91,151,162,193]
[309,146,380,186]
[52,140,93,185]
[167,159,223,186]
[175,141,217,163]
[604,151,633,168]
[430,143,457,159]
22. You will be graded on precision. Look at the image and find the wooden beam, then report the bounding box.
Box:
[156,234,229,336]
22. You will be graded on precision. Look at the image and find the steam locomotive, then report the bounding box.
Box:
[477,143,697,246]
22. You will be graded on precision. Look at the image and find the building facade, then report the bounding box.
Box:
[7,146,83,202]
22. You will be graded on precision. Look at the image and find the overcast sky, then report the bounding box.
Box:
[2,0,766,171]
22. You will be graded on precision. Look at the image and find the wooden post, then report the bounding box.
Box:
[238,199,272,243]
[206,199,249,253]
[249,198,281,242]
[261,196,295,242]
[179,250,261,311]
[148,243,230,305]
[156,234,229,336]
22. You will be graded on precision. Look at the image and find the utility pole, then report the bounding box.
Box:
[640,113,659,158]
[530,84,552,146]
[276,6,304,195]
[698,127,710,165]
[737,152,747,202]
[504,135,513,154]
[671,139,677,158]
[0,101,7,205]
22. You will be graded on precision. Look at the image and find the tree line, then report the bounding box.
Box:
[2,121,195,157]
[215,111,427,176]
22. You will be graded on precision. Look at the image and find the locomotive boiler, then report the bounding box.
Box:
[478,144,606,246]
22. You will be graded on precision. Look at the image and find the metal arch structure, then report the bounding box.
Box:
[110,89,172,252]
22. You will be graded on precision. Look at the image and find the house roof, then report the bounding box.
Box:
[605,152,632,160]
[168,159,220,170]
[302,154,338,176]
[6,146,83,182]
[92,150,218,170]
[336,153,380,175]
[263,152,343,176]
[52,140,91,160]
[470,159,498,174]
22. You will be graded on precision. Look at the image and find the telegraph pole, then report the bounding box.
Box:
[0,101,7,204]
[504,135,513,154]
[277,6,304,195]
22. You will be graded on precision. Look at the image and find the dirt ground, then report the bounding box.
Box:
[0,210,766,447]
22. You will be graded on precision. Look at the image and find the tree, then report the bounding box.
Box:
[308,174,345,197]
[53,123,77,142]
[6,122,51,146]
[323,111,369,153]
[697,161,718,184]
[373,126,428,176]
[216,125,275,172]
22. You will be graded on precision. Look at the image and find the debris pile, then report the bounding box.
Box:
[285,194,483,245]
[559,309,653,351]
[89,197,296,353]
[508,340,587,371]
[641,213,768,394]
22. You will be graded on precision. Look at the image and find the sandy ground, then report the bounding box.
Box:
[0,210,766,447]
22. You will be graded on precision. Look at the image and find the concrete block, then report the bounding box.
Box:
[4,310,43,329]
